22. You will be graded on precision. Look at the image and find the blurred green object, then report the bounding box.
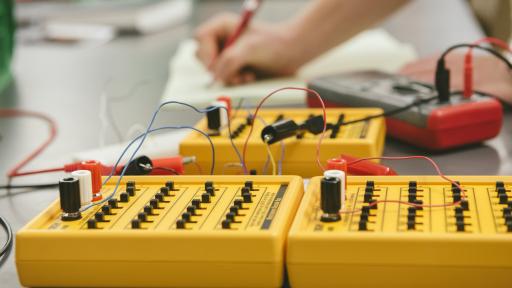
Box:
[0,0,14,93]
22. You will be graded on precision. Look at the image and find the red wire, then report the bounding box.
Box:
[339,156,466,214]
[241,87,327,173]
[0,109,58,178]
[463,37,512,98]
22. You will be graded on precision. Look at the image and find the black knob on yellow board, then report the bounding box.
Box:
[222,219,232,229]
[87,219,97,229]
[160,187,170,196]
[131,219,141,229]
[95,211,105,222]
[244,181,254,191]
[101,205,112,215]
[126,186,135,196]
[192,199,202,209]
[119,192,129,202]
[201,193,211,203]
[108,198,118,208]
[176,219,186,229]
[144,205,154,215]
[187,205,197,215]
[206,186,215,196]
[59,177,82,221]
[242,192,252,203]
[165,180,175,191]
[150,199,160,209]
[138,212,148,222]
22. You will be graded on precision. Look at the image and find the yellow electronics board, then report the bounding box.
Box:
[287,176,512,288]
[179,108,385,177]
[16,175,304,288]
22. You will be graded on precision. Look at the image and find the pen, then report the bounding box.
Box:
[208,0,262,72]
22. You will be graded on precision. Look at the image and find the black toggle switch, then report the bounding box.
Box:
[361,206,371,215]
[201,193,211,203]
[230,206,239,215]
[364,186,374,195]
[408,194,417,203]
[137,212,148,222]
[366,181,375,188]
[496,181,505,190]
[176,219,186,229]
[364,192,373,203]
[126,186,135,197]
[119,192,129,202]
[242,192,252,203]
[369,199,378,209]
[408,181,417,189]
[456,220,465,232]
[412,200,423,210]
[234,199,244,209]
[503,207,512,217]
[241,187,251,196]
[360,213,369,222]
[358,220,367,231]
[101,205,112,215]
[206,186,215,196]
[155,192,165,202]
[205,181,214,191]
[160,187,170,196]
[108,198,119,209]
[497,187,507,197]
[192,199,202,209]
[95,211,106,222]
[244,181,254,191]
[144,205,154,215]
[407,214,416,222]
[126,180,136,189]
[149,198,160,209]
[407,220,415,230]
[408,207,417,215]
[408,187,417,195]
[460,200,469,211]
[87,219,97,229]
[226,212,236,222]
[453,192,461,202]
[165,181,175,191]
[499,193,509,204]
[131,219,141,229]
[182,212,192,223]
[222,219,232,229]
[187,205,197,216]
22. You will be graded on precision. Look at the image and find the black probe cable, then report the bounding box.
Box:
[436,44,512,102]
[338,95,438,127]
[0,216,13,269]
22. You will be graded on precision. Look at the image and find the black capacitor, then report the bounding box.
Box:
[320,176,341,222]
[260,119,300,144]
[206,106,221,131]
[59,177,82,221]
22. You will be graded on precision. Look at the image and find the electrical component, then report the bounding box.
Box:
[320,170,345,222]
[16,175,304,288]
[70,170,93,206]
[260,115,325,144]
[308,70,503,150]
[58,177,81,221]
[288,175,512,288]
[79,160,103,201]
[180,107,385,177]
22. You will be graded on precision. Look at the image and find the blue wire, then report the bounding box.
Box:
[80,125,214,212]
[80,100,243,212]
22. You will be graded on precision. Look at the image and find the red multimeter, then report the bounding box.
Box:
[307,70,503,150]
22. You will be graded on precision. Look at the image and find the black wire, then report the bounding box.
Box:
[0,183,58,190]
[339,95,438,126]
[0,216,13,269]
[439,44,512,69]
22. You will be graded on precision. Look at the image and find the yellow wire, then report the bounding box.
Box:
[264,140,277,175]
